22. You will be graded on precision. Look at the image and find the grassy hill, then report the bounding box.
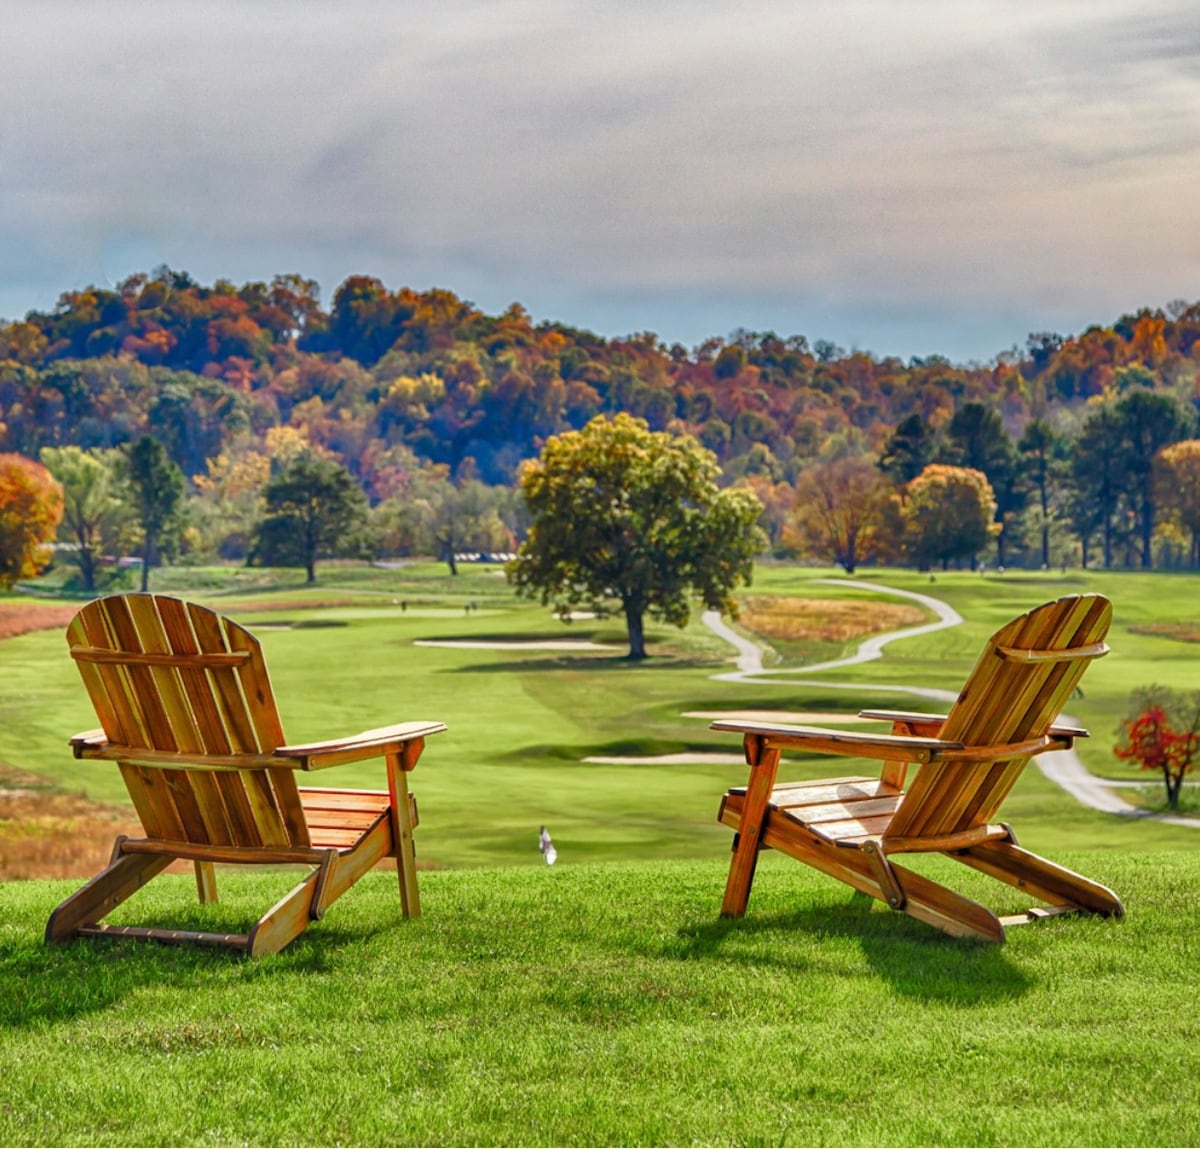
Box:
[2,854,1197,1146]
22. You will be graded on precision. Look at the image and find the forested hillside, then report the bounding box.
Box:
[2,267,1198,573]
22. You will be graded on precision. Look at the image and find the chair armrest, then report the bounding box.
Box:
[276,720,448,770]
[69,728,109,758]
[857,709,1090,739]
[710,719,1073,765]
[710,719,959,764]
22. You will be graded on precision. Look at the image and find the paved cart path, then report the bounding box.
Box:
[702,579,1200,830]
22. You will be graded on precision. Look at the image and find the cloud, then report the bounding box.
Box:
[2,0,1199,359]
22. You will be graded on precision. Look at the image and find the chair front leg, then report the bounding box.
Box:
[721,734,782,917]
[386,740,423,918]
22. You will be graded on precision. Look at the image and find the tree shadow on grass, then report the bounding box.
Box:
[668,895,1033,1004]
[446,655,723,674]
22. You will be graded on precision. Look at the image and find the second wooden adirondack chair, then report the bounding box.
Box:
[46,593,445,956]
[713,593,1124,943]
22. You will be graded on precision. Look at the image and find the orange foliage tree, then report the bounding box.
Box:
[1114,687,1200,809]
[0,453,64,588]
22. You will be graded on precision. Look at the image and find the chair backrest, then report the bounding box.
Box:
[67,593,310,848]
[886,593,1112,840]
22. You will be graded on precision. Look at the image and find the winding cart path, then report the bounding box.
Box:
[703,579,1200,830]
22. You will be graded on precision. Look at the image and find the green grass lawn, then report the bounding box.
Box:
[3,562,1200,865]
[2,853,1197,1147]
[4,562,1200,1145]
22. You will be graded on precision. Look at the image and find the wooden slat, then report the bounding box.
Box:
[72,604,146,749]
[890,595,1111,839]
[118,838,331,864]
[156,597,233,756]
[77,925,250,949]
[70,647,251,667]
[187,772,236,845]
[123,763,186,841]
[75,745,301,771]
[772,795,904,824]
[241,769,291,846]
[100,596,177,752]
[996,641,1108,663]
[298,788,391,810]
[187,603,260,753]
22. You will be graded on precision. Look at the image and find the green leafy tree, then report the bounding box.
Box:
[40,445,131,591]
[417,478,510,576]
[1110,388,1192,568]
[1069,407,1127,568]
[509,414,764,660]
[1018,419,1068,568]
[879,413,935,484]
[940,401,1025,565]
[122,436,186,592]
[902,464,999,570]
[252,454,370,583]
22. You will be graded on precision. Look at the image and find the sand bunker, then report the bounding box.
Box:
[683,709,874,724]
[415,638,619,651]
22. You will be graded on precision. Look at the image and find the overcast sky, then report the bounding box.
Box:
[4,0,1199,363]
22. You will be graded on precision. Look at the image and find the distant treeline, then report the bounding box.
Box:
[2,267,1199,569]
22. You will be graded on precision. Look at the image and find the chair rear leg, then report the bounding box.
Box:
[887,859,1007,943]
[955,841,1125,918]
[46,847,173,943]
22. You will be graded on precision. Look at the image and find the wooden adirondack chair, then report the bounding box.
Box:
[46,593,446,956]
[714,593,1124,943]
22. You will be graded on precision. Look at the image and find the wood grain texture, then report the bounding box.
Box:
[712,594,1120,944]
[52,593,445,955]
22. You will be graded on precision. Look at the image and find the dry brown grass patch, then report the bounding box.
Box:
[737,596,925,643]
[0,764,142,880]
[0,603,79,642]
[1129,622,1200,643]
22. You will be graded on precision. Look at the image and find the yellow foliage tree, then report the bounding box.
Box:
[0,453,64,588]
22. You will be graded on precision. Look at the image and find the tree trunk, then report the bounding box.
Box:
[79,544,95,593]
[140,535,151,593]
[1141,492,1154,569]
[623,601,647,660]
[305,560,315,584]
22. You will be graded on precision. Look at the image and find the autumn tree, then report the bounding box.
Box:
[122,436,186,592]
[40,445,131,591]
[251,454,370,583]
[790,456,894,573]
[509,414,764,659]
[902,464,998,570]
[1114,686,1200,809]
[0,453,63,588]
[1156,439,1200,567]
